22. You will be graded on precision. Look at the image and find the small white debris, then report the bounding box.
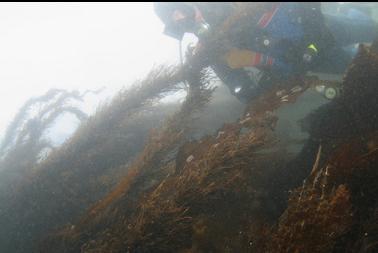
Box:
[280,95,289,100]
[315,85,326,93]
[276,89,285,97]
[213,143,219,148]
[239,117,252,124]
[280,95,289,102]
[365,232,368,236]
[186,155,194,163]
[291,85,303,93]
[265,111,274,116]
[216,131,225,139]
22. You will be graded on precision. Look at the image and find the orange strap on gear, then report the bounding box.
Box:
[222,48,274,69]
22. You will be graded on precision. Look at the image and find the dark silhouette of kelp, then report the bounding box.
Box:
[38,44,378,253]
[0,65,215,253]
[0,89,89,164]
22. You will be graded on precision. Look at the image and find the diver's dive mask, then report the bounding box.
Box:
[162,6,197,40]
[163,5,210,40]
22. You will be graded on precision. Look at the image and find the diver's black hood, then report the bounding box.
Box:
[154,2,196,40]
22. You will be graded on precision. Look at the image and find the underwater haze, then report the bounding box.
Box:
[1,2,378,253]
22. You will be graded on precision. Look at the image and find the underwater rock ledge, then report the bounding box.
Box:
[38,45,378,253]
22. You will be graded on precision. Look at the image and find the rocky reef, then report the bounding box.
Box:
[35,44,378,253]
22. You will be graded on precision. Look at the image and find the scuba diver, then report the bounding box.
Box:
[154,2,378,102]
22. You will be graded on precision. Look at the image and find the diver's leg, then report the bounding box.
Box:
[313,46,353,74]
[324,14,378,47]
